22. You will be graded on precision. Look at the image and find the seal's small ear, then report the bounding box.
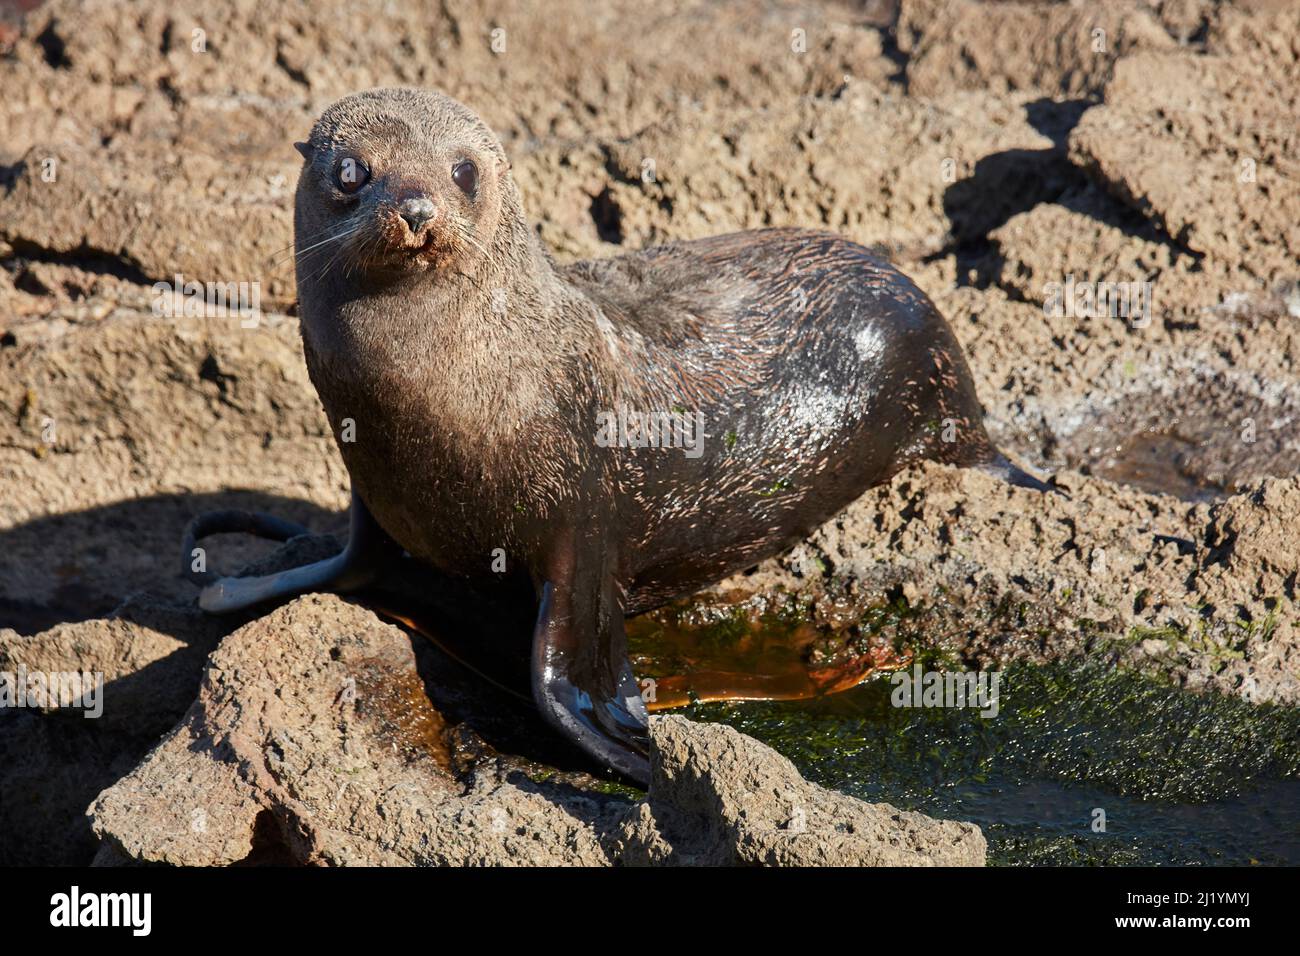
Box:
[294,141,313,160]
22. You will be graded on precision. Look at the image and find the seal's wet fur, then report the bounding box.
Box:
[188,88,1048,784]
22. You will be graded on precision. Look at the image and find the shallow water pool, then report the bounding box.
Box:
[681,661,1300,865]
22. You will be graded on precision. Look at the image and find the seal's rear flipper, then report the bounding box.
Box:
[531,535,650,786]
[196,553,357,613]
[183,492,397,613]
[979,452,1066,496]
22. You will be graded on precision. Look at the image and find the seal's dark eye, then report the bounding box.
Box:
[452,160,478,196]
[334,156,370,194]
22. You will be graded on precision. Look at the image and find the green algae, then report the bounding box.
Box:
[625,589,1300,865]
[586,779,644,800]
[680,660,1300,865]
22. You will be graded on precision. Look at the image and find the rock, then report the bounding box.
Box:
[615,715,986,866]
[1069,49,1300,286]
[897,0,1175,97]
[569,86,1057,263]
[980,198,1300,495]
[88,593,623,866]
[88,595,984,866]
[1,142,298,306]
[709,467,1300,706]
[0,307,346,625]
[0,595,230,864]
[0,0,899,309]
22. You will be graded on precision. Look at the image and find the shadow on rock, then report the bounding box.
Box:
[85,593,985,867]
[0,489,344,634]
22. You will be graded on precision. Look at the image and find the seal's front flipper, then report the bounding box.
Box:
[183,492,398,613]
[531,543,650,785]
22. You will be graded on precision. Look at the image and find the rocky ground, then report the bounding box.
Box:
[1,0,1298,865]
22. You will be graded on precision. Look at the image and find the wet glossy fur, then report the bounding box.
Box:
[297,91,997,614]
[269,87,1014,781]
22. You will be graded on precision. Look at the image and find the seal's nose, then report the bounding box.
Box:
[398,197,436,233]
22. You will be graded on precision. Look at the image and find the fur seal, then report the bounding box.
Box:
[184,87,1050,785]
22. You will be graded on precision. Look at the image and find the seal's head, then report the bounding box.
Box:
[293,88,514,282]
